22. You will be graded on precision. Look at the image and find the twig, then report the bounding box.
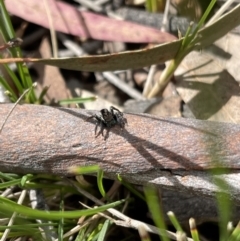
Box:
[102,72,144,100]
[57,33,86,56]
[29,189,57,241]
[68,179,192,241]
[143,65,157,97]
[43,0,58,58]
[206,1,239,26]
[1,104,240,202]
[74,0,103,12]
[0,83,36,134]
[0,190,27,241]
[161,0,170,32]
[57,33,144,100]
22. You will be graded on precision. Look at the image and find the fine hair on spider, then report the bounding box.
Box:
[86,106,127,139]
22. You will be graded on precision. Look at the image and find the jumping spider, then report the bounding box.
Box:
[87,106,127,138]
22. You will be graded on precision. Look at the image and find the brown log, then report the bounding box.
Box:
[0,104,240,202]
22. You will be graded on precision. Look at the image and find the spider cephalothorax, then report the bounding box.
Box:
[87,106,127,138]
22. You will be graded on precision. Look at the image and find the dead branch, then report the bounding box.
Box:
[0,104,240,202]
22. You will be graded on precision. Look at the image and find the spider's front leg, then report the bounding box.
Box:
[110,106,127,129]
[110,106,121,114]
[94,115,105,136]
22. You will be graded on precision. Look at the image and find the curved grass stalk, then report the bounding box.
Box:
[147,0,217,98]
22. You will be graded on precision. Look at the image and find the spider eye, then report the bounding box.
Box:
[101,109,108,114]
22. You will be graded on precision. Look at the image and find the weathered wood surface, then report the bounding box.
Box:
[0,104,240,202]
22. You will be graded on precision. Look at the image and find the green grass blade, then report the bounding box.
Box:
[167,211,183,232]
[20,174,34,187]
[58,96,97,105]
[144,186,170,241]
[37,85,49,104]
[189,218,200,241]
[0,75,17,101]
[0,196,125,220]
[70,165,100,175]
[227,222,240,241]
[182,0,217,50]
[58,199,64,241]
[0,0,36,102]
[97,169,106,198]
[215,176,232,241]
[117,175,146,201]
[0,179,21,189]
[3,63,23,93]
[0,223,58,231]
[196,0,217,30]
[97,219,111,241]
[0,0,15,40]
[0,172,19,180]
[180,22,194,50]
[191,0,217,42]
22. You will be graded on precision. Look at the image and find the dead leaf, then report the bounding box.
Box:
[0,39,183,71]
[206,33,240,83]
[172,0,202,20]
[1,5,240,72]
[175,50,240,123]
[34,38,70,102]
[5,0,175,43]
[147,96,182,117]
